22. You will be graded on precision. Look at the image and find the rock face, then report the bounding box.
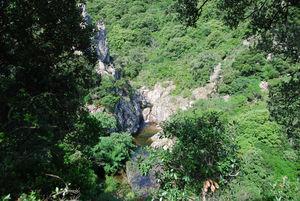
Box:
[114,91,148,134]
[82,5,145,134]
[259,81,269,92]
[140,63,222,123]
[81,4,92,25]
[81,4,110,64]
[94,21,110,64]
[139,83,191,123]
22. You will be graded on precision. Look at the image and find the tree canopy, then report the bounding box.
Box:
[174,0,300,61]
[0,0,99,197]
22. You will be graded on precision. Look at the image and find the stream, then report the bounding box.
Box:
[133,122,161,147]
[125,122,162,197]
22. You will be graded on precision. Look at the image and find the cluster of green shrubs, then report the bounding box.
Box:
[218,48,298,100]
[84,75,120,112]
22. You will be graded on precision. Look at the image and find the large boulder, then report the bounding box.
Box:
[150,132,175,150]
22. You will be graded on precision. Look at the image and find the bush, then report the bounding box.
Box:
[92,132,135,175]
[89,76,120,112]
[92,112,117,131]
[189,51,219,86]
[109,25,137,52]
[222,76,262,101]
[157,24,186,47]
[129,15,158,32]
[232,49,266,76]
[236,109,283,153]
[268,72,300,144]
[205,30,225,49]
[164,37,193,58]
[104,176,119,193]
[139,110,239,199]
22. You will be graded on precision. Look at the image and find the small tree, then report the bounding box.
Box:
[139,110,238,200]
[92,132,135,175]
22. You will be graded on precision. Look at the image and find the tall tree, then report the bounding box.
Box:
[0,0,97,196]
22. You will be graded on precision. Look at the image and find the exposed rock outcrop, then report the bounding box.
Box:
[150,132,175,150]
[94,21,110,64]
[140,63,222,123]
[114,91,148,134]
[259,81,269,92]
[138,83,190,123]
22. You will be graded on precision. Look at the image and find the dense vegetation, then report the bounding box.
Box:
[0,1,134,200]
[1,0,299,200]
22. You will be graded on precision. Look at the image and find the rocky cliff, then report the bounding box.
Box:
[82,5,147,134]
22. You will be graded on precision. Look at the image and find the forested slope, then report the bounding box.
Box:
[86,0,299,200]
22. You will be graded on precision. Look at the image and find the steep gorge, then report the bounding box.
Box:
[84,3,224,134]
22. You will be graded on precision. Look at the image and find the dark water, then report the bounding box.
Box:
[133,122,161,147]
[126,122,161,197]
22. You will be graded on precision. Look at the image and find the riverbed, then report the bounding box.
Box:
[125,122,162,197]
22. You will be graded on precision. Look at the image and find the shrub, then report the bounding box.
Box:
[128,15,158,32]
[109,25,137,52]
[139,110,239,199]
[232,49,266,76]
[92,132,135,175]
[104,176,119,193]
[205,30,225,49]
[164,37,193,58]
[268,72,300,144]
[90,76,120,112]
[189,51,219,86]
[92,112,117,131]
[236,109,283,153]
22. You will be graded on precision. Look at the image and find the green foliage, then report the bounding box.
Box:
[17,192,40,201]
[164,37,193,58]
[92,112,117,132]
[109,25,137,52]
[0,0,99,198]
[175,0,300,61]
[103,176,119,193]
[63,111,106,156]
[87,76,120,112]
[189,51,219,86]
[220,148,299,201]
[219,76,262,101]
[92,132,135,175]
[235,109,283,153]
[268,71,300,146]
[140,110,238,199]
[232,49,265,76]
[1,0,298,200]
[1,194,11,201]
[205,30,225,49]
